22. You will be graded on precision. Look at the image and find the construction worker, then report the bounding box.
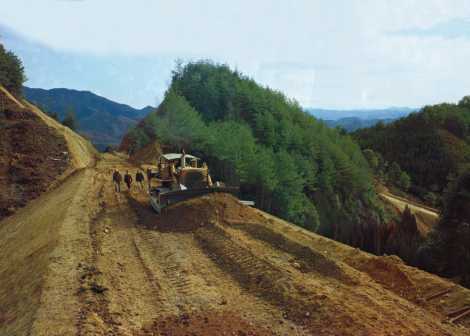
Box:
[124,170,133,191]
[181,148,186,168]
[112,170,122,192]
[146,168,152,188]
[135,170,145,190]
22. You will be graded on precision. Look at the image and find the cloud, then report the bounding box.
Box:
[2,1,470,109]
[390,17,470,39]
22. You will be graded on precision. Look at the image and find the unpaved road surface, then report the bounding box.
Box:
[2,153,470,336]
[380,192,439,234]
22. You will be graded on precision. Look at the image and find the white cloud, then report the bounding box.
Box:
[1,0,470,109]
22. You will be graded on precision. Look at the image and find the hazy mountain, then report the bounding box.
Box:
[23,86,153,149]
[307,107,416,121]
[323,117,397,132]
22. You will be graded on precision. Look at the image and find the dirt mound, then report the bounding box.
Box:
[0,88,69,220]
[148,193,261,232]
[139,311,273,336]
[347,254,419,300]
[129,141,162,165]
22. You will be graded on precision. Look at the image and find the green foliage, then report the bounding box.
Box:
[420,171,470,287]
[62,107,78,130]
[0,43,26,97]
[154,89,206,150]
[0,46,25,95]
[363,149,379,172]
[398,171,411,191]
[355,102,470,203]
[129,61,384,247]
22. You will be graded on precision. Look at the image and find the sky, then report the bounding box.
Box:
[1,0,470,109]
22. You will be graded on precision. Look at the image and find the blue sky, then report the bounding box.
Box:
[1,0,470,109]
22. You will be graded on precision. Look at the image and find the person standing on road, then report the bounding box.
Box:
[135,170,145,190]
[124,170,133,191]
[112,170,122,192]
[146,168,152,189]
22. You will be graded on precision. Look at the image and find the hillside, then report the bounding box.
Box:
[354,99,470,205]
[1,151,470,335]
[23,86,153,149]
[121,61,393,255]
[0,85,96,220]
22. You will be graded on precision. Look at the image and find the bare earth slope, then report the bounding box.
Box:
[0,86,96,220]
[1,153,470,335]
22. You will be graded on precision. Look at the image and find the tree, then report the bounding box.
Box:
[154,89,206,150]
[421,171,470,286]
[363,149,379,172]
[62,107,78,130]
[387,162,402,184]
[458,96,470,108]
[0,43,26,96]
[398,171,411,191]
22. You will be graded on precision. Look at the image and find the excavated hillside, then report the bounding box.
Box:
[0,86,96,220]
[1,149,470,335]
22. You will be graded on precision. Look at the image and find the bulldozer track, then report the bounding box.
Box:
[130,238,171,311]
[76,199,120,336]
[225,220,351,283]
[195,226,295,296]
[134,230,201,304]
[203,227,288,281]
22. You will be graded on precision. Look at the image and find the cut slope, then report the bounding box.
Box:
[0,85,96,220]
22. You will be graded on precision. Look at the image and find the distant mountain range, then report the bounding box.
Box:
[322,117,398,132]
[23,87,153,149]
[306,107,417,120]
[306,107,417,132]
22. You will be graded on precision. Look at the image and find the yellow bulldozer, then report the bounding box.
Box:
[148,152,239,213]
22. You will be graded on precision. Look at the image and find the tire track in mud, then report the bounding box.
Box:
[224,219,354,283]
[130,233,177,316]
[127,194,312,335]
[194,224,327,329]
[76,165,165,335]
[134,230,214,311]
[76,187,121,336]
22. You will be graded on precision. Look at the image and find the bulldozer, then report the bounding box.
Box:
[148,152,239,213]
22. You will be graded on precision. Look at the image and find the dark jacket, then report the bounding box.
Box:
[124,174,133,184]
[136,172,144,182]
[113,171,122,182]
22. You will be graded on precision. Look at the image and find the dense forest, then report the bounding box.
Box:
[0,43,26,97]
[123,61,389,252]
[354,101,470,206]
[419,170,470,286]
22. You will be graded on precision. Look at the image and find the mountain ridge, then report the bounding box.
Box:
[23,86,154,149]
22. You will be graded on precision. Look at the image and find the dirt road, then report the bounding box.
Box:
[380,192,439,234]
[2,153,470,336]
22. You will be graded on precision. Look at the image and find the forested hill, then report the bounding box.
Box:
[122,61,387,252]
[23,86,153,149]
[354,99,470,205]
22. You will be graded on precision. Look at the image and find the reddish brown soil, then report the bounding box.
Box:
[139,311,273,336]
[3,153,470,336]
[0,96,69,220]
